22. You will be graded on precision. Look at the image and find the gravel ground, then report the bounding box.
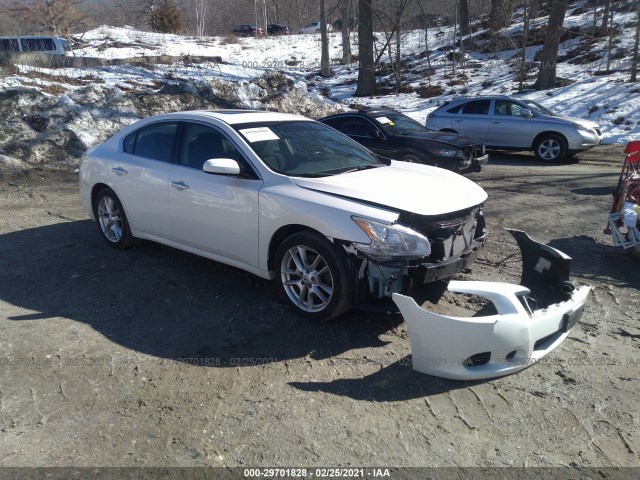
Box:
[0,145,638,468]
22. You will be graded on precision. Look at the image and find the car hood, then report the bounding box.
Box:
[542,114,600,129]
[402,130,483,147]
[291,161,488,216]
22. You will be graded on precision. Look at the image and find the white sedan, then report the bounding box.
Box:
[80,110,488,321]
[298,21,332,34]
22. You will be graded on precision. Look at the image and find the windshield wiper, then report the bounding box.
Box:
[333,164,385,175]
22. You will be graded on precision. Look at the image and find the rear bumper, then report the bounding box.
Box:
[392,229,591,380]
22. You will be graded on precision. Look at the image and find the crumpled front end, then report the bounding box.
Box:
[392,229,591,380]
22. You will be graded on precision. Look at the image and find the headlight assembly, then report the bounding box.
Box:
[429,148,462,158]
[352,216,431,261]
[574,123,595,135]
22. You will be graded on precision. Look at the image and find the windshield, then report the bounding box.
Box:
[236,121,384,177]
[522,100,555,116]
[373,112,429,135]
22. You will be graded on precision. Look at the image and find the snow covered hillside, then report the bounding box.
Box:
[0,0,638,168]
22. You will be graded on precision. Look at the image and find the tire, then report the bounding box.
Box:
[274,231,352,321]
[93,188,136,249]
[534,134,567,162]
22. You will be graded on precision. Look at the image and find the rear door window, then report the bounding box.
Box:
[325,116,372,137]
[0,39,20,52]
[132,122,179,162]
[461,100,491,115]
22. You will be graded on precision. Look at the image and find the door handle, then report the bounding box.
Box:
[171,181,190,191]
[491,121,500,124]
[112,167,128,176]
[454,119,463,122]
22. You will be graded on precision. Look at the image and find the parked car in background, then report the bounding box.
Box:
[231,25,264,37]
[298,21,332,34]
[0,36,73,56]
[267,24,290,35]
[320,109,488,173]
[331,18,358,31]
[425,95,604,162]
[80,110,488,321]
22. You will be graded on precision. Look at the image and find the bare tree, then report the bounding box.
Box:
[6,0,91,35]
[338,0,352,64]
[632,2,639,82]
[320,0,330,77]
[529,0,540,19]
[459,0,470,35]
[193,0,208,36]
[600,0,610,34]
[355,0,375,96]
[519,0,529,90]
[534,0,568,90]
[489,0,514,30]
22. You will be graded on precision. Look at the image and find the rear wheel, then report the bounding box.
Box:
[534,134,567,162]
[275,231,352,321]
[94,188,136,249]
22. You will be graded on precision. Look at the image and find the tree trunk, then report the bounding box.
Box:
[632,4,639,82]
[459,0,470,35]
[534,0,568,90]
[489,0,514,30]
[339,0,352,64]
[355,0,375,96]
[519,0,529,91]
[320,0,330,77]
[529,0,540,19]
[600,0,610,34]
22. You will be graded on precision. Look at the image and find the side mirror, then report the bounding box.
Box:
[203,158,241,175]
[370,129,383,139]
[520,109,533,118]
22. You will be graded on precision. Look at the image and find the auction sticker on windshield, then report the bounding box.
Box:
[375,116,394,125]
[239,127,280,142]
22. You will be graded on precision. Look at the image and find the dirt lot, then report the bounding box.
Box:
[0,145,639,468]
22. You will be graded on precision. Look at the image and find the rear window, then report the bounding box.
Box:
[20,38,56,52]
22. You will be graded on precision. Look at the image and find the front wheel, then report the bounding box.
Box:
[275,231,352,321]
[534,134,567,162]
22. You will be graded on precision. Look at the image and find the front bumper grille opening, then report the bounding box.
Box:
[534,331,562,350]
[463,351,491,367]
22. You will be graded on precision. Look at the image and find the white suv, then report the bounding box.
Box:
[80,110,488,321]
[0,36,73,56]
[426,95,603,162]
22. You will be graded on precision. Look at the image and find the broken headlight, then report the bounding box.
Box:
[352,216,431,261]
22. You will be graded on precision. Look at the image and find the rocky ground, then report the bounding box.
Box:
[0,145,639,469]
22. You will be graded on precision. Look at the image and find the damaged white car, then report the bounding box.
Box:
[80,110,588,379]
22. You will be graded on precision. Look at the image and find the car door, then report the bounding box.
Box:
[324,116,387,156]
[486,100,534,148]
[168,122,262,267]
[451,99,491,143]
[109,121,178,239]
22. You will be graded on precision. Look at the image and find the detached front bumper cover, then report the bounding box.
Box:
[392,229,591,380]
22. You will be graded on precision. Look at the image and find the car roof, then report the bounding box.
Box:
[322,108,401,119]
[157,109,310,125]
[447,95,520,103]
